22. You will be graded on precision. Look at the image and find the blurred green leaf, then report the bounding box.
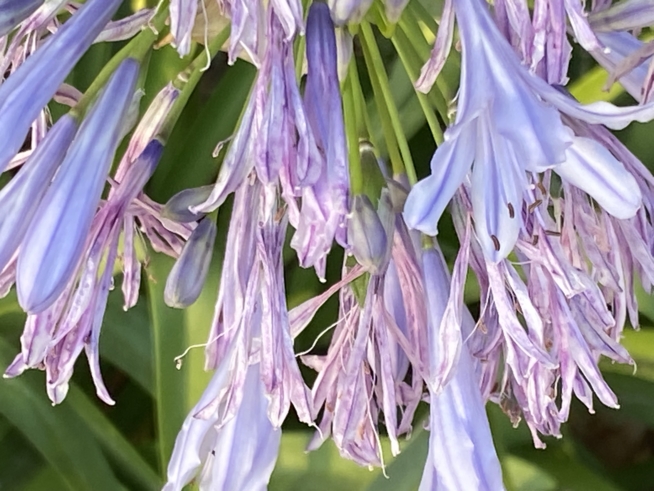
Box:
[0,339,126,491]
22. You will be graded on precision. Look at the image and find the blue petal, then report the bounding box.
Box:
[471,118,523,262]
[404,125,476,235]
[17,59,139,314]
[555,136,642,219]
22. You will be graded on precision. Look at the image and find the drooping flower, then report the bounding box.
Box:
[420,246,504,491]
[5,140,166,404]
[289,2,349,279]
[17,58,140,314]
[404,0,654,262]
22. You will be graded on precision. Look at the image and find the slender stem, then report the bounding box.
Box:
[360,22,417,184]
[359,24,404,176]
[344,64,364,195]
[392,29,444,145]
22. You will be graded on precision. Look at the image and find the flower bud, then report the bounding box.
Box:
[164,217,216,309]
[347,194,389,274]
[163,185,215,223]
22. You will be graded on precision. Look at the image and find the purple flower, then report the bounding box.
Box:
[17,58,140,314]
[0,0,122,173]
[420,248,504,491]
[290,2,349,279]
[5,140,164,404]
[404,0,654,262]
[170,0,197,56]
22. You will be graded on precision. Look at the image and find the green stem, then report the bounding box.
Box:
[344,64,364,195]
[158,26,232,142]
[391,29,444,145]
[72,2,170,118]
[360,22,417,184]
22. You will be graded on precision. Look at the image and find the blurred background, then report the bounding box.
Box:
[1,1,654,490]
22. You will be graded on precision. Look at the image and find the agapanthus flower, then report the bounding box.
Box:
[404,0,654,262]
[420,246,504,491]
[17,58,140,314]
[2,78,189,405]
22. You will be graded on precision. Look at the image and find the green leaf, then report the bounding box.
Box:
[365,429,428,491]
[146,253,189,474]
[0,338,126,491]
[66,386,161,490]
[100,290,154,395]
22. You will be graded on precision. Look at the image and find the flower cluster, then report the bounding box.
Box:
[1,0,654,490]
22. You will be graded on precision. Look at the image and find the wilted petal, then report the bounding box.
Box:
[170,0,197,56]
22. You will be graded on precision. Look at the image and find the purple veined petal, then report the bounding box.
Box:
[270,0,304,39]
[420,246,505,490]
[170,0,198,56]
[590,0,654,31]
[528,73,654,130]
[555,136,641,219]
[0,115,77,273]
[0,0,123,173]
[17,58,140,314]
[165,216,217,309]
[165,352,232,491]
[420,352,505,491]
[94,8,155,43]
[470,117,523,262]
[0,0,44,37]
[403,125,476,236]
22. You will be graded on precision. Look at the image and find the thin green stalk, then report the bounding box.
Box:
[360,22,417,185]
[344,65,364,195]
[391,30,444,145]
[72,2,170,118]
[358,25,404,176]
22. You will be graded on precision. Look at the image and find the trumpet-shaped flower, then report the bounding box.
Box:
[404,0,653,261]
